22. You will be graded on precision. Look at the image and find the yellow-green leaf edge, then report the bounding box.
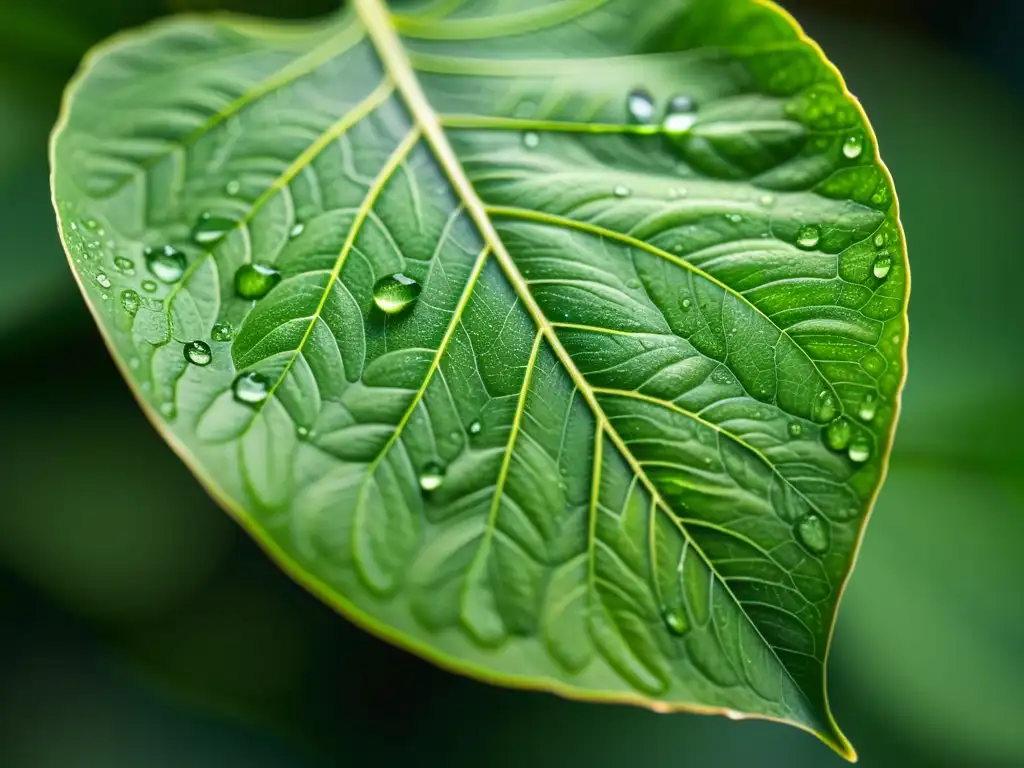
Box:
[47,1,911,761]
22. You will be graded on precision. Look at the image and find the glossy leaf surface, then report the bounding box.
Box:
[50,0,908,758]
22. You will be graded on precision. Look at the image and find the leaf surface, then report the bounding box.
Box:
[50,0,908,757]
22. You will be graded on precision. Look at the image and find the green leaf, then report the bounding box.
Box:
[49,0,907,758]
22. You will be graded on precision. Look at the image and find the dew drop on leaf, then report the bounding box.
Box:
[795,514,830,554]
[469,420,482,435]
[857,393,877,422]
[114,256,135,274]
[159,402,176,419]
[825,417,852,450]
[232,371,270,406]
[788,422,803,438]
[872,253,892,279]
[289,221,305,238]
[726,213,742,223]
[661,605,689,636]
[373,273,421,313]
[874,232,886,248]
[626,88,655,124]
[225,179,241,196]
[613,185,631,198]
[95,272,111,289]
[145,245,187,284]
[796,225,820,249]
[211,322,234,342]
[183,340,212,366]
[759,194,774,206]
[419,460,446,492]
[234,263,282,300]
[192,212,236,245]
[141,279,158,293]
[120,289,140,316]
[848,436,871,463]
[812,390,837,423]
[842,132,864,159]
[522,130,540,149]
[662,94,697,134]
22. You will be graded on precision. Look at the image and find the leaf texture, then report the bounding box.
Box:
[50,0,909,758]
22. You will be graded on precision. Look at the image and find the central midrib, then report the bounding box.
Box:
[351,0,816,711]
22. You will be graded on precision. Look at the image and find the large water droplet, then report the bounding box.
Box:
[120,289,140,316]
[183,340,212,366]
[234,263,281,300]
[661,605,689,636]
[232,371,270,406]
[825,417,852,450]
[145,245,187,283]
[114,256,135,274]
[626,88,655,124]
[95,272,111,289]
[192,213,236,245]
[857,393,878,422]
[812,390,837,423]
[795,514,830,554]
[872,253,892,279]
[419,460,446,492]
[842,132,864,159]
[662,94,697,134]
[522,131,540,149]
[847,436,871,463]
[211,322,234,342]
[373,273,421,313]
[796,225,820,249]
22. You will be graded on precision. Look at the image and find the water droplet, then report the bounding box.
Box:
[84,218,99,231]
[192,212,235,245]
[872,253,892,279]
[726,213,742,224]
[759,194,774,206]
[795,514,830,554]
[211,322,234,342]
[225,179,241,196]
[842,133,864,159]
[297,426,309,439]
[120,289,140,316]
[662,94,697,134]
[145,245,187,283]
[873,233,886,248]
[848,436,871,463]
[796,225,820,249]
[469,420,482,435]
[680,297,692,310]
[613,185,631,198]
[141,279,158,293]
[95,272,111,289]
[812,390,837,423]
[159,402,176,419]
[661,605,688,636]
[114,256,135,274]
[626,88,655,124]
[183,340,212,366]
[373,273,421,313]
[522,130,540,149]
[234,263,281,300]
[419,460,445,492]
[788,422,803,438]
[825,417,852,450]
[232,371,270,406]
[857,393,878,422]
[289,222,305,238]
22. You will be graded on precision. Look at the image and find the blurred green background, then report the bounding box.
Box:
[2,0,1022,765]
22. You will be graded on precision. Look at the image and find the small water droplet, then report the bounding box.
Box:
[232,371,270,406]
[857,393,878,422]
[795,514,830,554]
[192,212,236,245]
[141,279,158,293]
[145,245,187,283]
[788,422,803,438]
[225,179,241,196]
[234,263,281,300]
[825,417,852,450]
[759,194,775,206]
[183,340,212,366]
[726,213,742,224]
[84,218,100,231]
[873,233,885,248]
[872,253,892,279]
[522,130,540,149]
[661,605,689,636]
[662,94,697,134]
[469,420,482,435]
[796,225,820,249]
[626,88,655,124]
[419,460,446,492]
[114,256,135,274]
[373,273,421,313]
[680,297,692,310]
[289,221,305,238]
[297,425,309,439]
[95,272,111,289]
[842,133,864,159]
[159,402,176,418]
[120,289,140,316]
[613,185,631,198]
[812,390,837,423]
[848,436,871,463]
[211,322,234,342]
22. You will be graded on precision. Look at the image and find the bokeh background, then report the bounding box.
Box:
[1,0,1021,765]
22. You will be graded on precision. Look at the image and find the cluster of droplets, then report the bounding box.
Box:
[818,393,877,464]
[872,231,892,280]
[626,88,699,135]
